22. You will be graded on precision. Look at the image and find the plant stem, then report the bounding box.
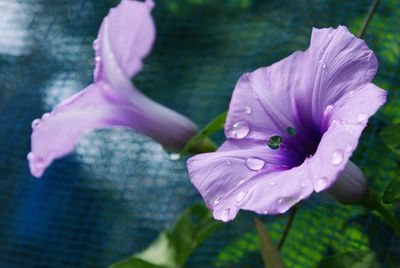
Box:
[358,0,380,38]
[278,206,298,250]
[361,188,400,236]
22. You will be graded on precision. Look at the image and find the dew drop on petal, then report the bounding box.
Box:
[244,106,252,114]
[357,113,368,123]
[245,157,265,171]
[31,119,40,129]
[227,121,250,139]
[322,63,327,69]
[345,143,353,152]
[268,181,276,187]
[41,113,50,120]
[323,105,334,117]
[263,209,269,214]
[315,177,328,192]
[226,159,232,166]
[27,152,34,161]
[236,191,247,203]
[92,39,99,50]
[331,150,343,166]
[221,209,230,222]
[95,56,101,63]
[276,197,293,213]
[238,179,246,186]
[252,91,258,99]
[212,197,222,206]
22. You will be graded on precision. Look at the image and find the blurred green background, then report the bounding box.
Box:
[0,0,399,267]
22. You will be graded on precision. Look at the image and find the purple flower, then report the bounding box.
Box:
[187,26,386,222]
[28,0,197,178]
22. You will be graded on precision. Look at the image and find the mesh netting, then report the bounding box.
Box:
[0,0,399,267]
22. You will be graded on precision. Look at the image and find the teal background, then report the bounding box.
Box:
[0,0,399,267]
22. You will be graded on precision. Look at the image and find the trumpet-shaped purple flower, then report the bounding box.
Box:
[28,0,197,177]
[187,26,386,222]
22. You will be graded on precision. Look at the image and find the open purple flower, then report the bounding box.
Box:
[28,0,197,177]
[187,26,386,222]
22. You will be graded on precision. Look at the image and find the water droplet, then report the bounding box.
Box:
[244,106,252,114]
[276,197,293,213]
[221,209,230,222]
[236,191,247,203]
[169,153,180,160]
[227,121,250,139]
[238,179,246,186]
[95,56,101,63]
[27,152,34,161]
[357,113,368,123]
[213,197,222,206]
[315,177,328,192]
[41,113,50,120]
[345,143,353,152]
[322,63,327,69]
[331,150,343,166]
[267,135,283,150]
[31,119,40,129]
[252,91,258,99]
[245,157,265,171]
[300,182,306,188]
[226,160,232,166]
[268,181,276,187]
[323,105,334,117]
[92,39,99,50]
[263,209,269,214]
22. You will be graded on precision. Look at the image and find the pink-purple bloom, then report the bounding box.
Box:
[28,0,197,177]
[187,26,387,222]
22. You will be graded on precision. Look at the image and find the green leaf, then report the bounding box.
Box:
[382,177,400,204]
[180,111,227,156]
[254,218,285,268]
[109,204,222,268]
[318,251,382,268]
[380,124,400,156]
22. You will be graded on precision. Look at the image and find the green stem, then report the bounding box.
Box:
[358,0,380,38]
[361,188,400,236]
[277,206,297,250]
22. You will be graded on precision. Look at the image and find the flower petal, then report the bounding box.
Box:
[94,0,155,103]
[225,26,378,143]
[29,82,197,177]
[308,83,386,192]
[187,140,313,221]
[188,144,313,221]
